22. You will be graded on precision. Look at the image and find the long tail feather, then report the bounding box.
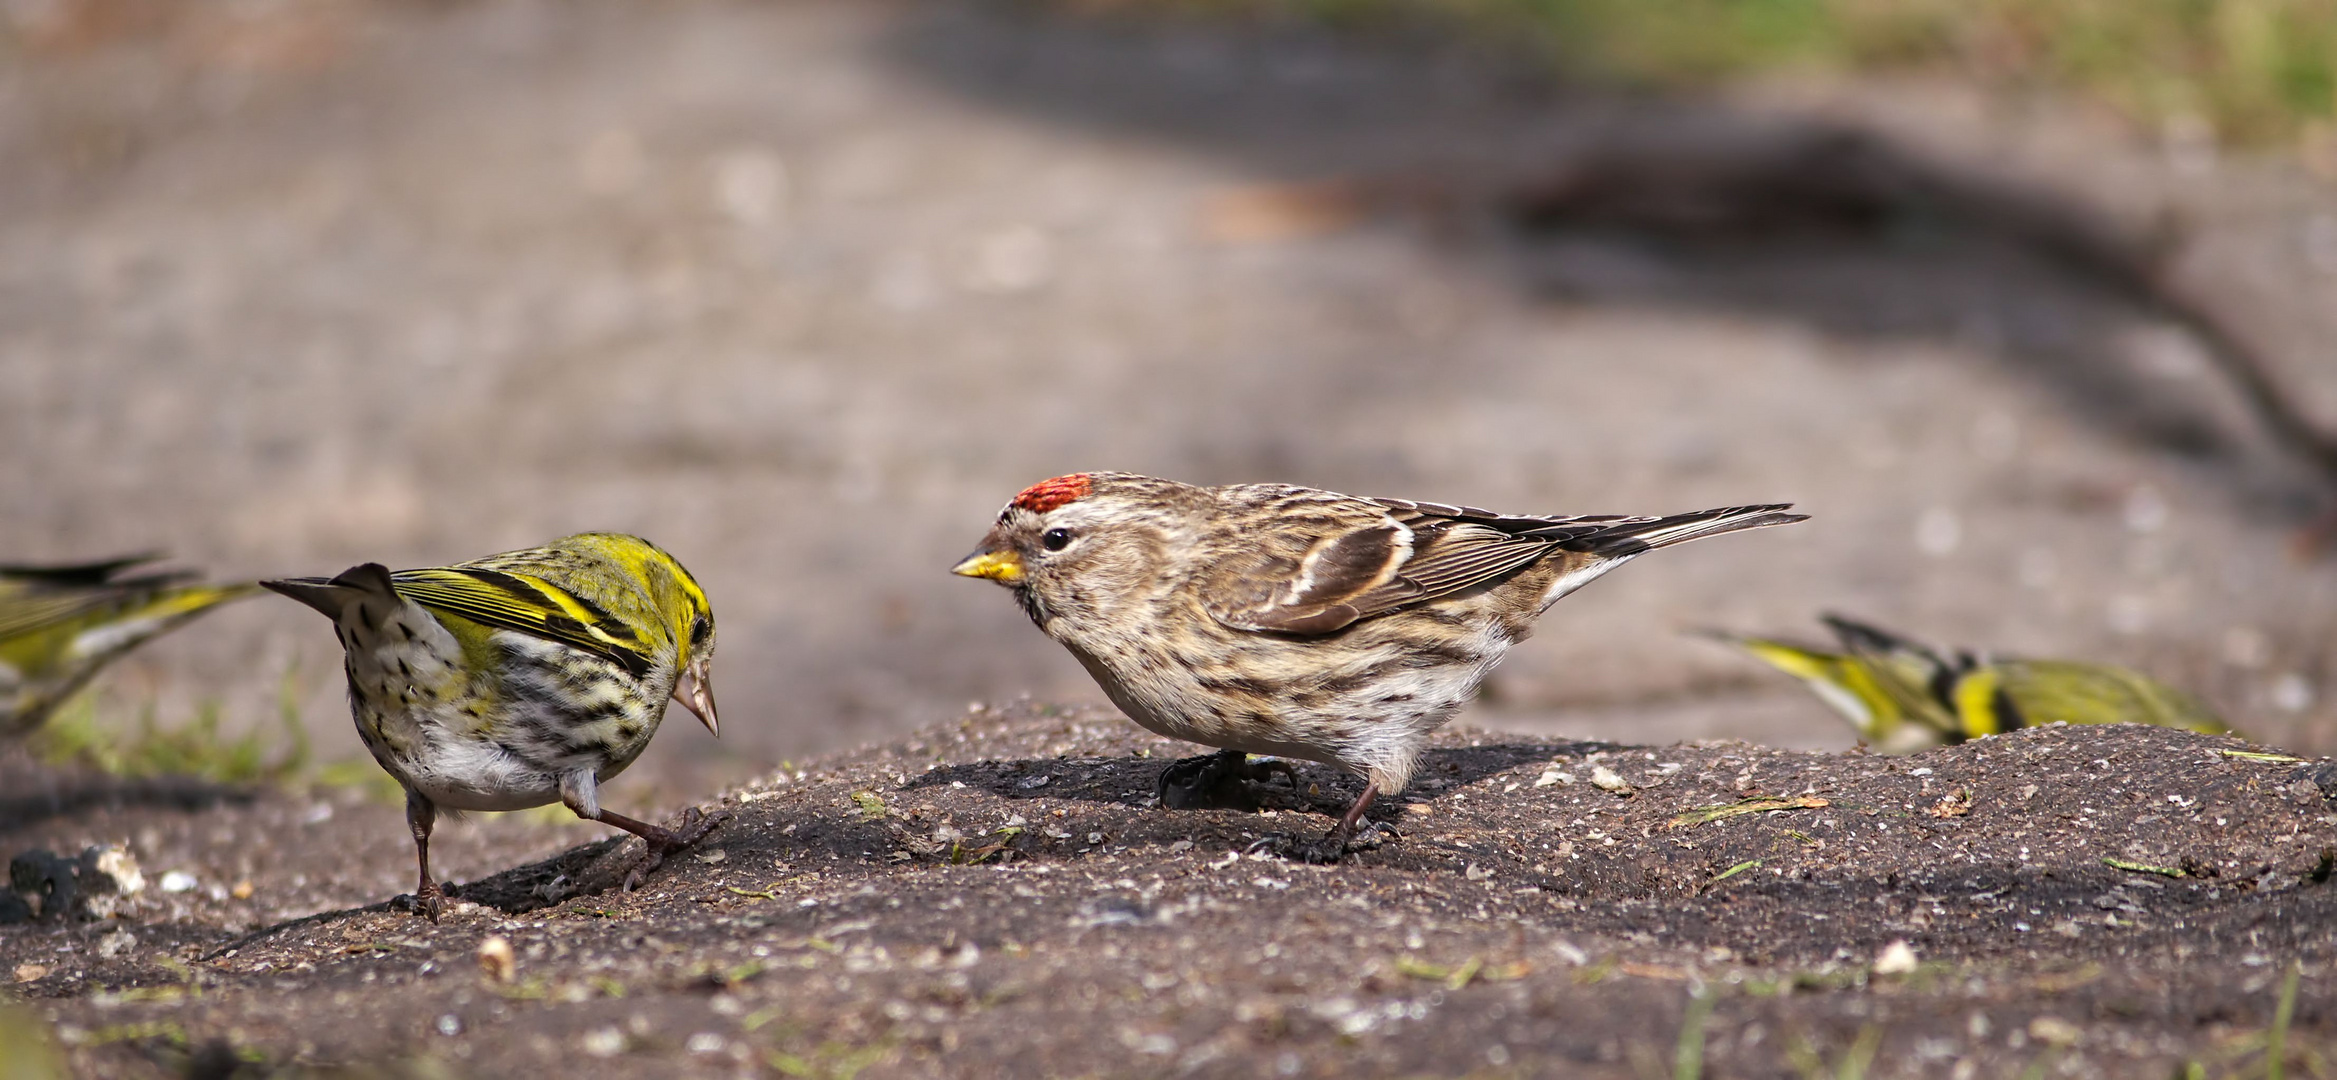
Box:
[1589,504,1806,557]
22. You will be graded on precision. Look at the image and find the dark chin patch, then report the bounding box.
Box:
[1011,474,1093,515]
[1015,585,1049,625]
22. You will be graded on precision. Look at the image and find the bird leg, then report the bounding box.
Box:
[1156,749,1299,811]
[401,789,447,921]
[1258,783,1382,865]
[579,805,728,892]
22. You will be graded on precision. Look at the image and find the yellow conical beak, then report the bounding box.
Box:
[671,657,719,736]
[951,549,1024,584]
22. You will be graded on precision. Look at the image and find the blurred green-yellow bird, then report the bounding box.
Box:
[1709,614,2233,751]
[0,556,259,740]
[263,534,721,919]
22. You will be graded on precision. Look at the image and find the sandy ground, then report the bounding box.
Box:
[7,704,2337,1077]
[5,0,2337,788]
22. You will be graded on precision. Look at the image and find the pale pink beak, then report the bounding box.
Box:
[671,657,719,737]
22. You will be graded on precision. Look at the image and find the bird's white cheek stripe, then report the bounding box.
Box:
[1805,678,1874,731]
[69,618,167,661]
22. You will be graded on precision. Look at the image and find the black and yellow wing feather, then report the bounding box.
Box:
[388,568,657,678]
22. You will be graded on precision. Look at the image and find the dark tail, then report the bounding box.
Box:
[0,553,187,589]
[1589,504,1806,557]
[1821,613,1935,659]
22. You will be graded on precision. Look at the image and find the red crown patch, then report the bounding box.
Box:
[1011,473,1093,514]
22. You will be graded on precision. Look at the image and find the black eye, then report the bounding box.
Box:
[1042,527,1073,552]
[691,615,712,644]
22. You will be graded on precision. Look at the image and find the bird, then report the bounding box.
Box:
[1709,613,2233,749]
[952,472,1805,861]
[262,534,721,918]
[0,555,259,740]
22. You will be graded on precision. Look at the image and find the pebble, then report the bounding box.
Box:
[476,936,516,984]
[2027,1016,2083,1046]
[86,847,143,897]
[95,929,136,959]
[579,1027,627,1057]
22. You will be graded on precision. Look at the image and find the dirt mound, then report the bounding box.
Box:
[4,702,2333,1076]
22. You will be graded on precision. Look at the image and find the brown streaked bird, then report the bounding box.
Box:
[952,472,1805,861]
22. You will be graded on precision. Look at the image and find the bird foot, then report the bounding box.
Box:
[619,807,729,892]
[1261,830,1352,865]
[1157,750,1298,811]
[1249,821,1390,865]
[396,882,450,922]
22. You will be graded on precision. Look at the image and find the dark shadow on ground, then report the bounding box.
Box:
[876,4,2316,516]
[0,770,254,831]
[903,740,1608,811]
[446,836,628,915]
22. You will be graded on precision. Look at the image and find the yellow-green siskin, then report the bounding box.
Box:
[1699,627,1946,754]
[263,534,721,918]
[0,556,259,740]
[1710,614,2233,751]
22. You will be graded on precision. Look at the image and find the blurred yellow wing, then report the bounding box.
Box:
[1973,660,2233,737]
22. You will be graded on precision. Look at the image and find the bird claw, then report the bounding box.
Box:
[1251,821,1388,865]
[656,806,728,851]
[1157,750,1298,811]
[619,807,730,892]
[1272,831,1353,865]
[396,884,449,922]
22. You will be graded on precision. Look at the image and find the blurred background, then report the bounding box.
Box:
[6,0,2337,797]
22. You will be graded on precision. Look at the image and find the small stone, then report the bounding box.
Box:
[436,1014,464,1037]
[84,847,143,897]
[476,936,516,984]
[2027,1016,2082,1046]
[1534,769,1572,788]
[13,963,48,982]
[9,851,76,919]
[159,871,198,894]
[692,849,727,865]
[231,881,255,901]
[95,929,135,959]
[1873,940,1918,975]
[579,1026,627,1057]
[1589,766,1632,794]
[1464,864,1494,881]
[686,1032,727,1054]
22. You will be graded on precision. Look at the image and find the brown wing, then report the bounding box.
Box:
[1201,493,1800,637]
[1200,496,1417,634]
[1201,494,1628,635]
